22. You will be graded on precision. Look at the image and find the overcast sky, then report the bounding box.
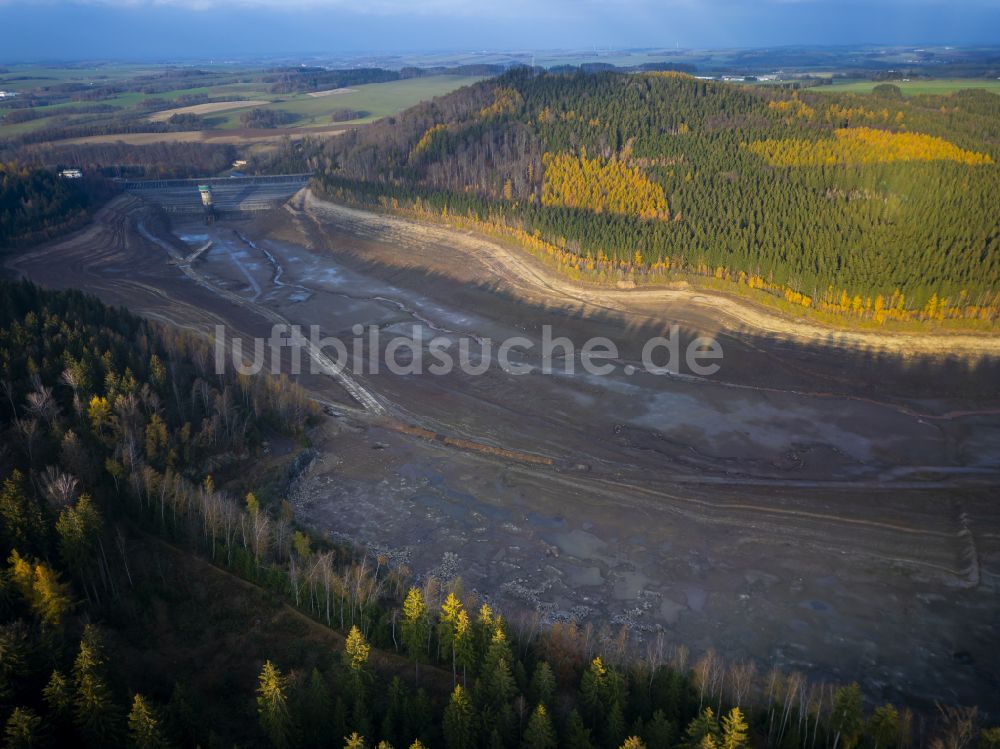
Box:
[0,0,997,62]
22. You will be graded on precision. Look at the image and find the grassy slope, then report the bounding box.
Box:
[1,83,273,135]
[1,74,483,139]
[819,78,1000,95]
[215,75,485,128]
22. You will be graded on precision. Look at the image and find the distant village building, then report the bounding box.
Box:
[0,90,18,99]
[59,169,83,179]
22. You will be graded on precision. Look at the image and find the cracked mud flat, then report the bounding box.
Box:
[8,193,1000,715]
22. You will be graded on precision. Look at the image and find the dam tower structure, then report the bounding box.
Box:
[198,184,216,223]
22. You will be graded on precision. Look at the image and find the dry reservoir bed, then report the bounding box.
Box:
[8,192,1000,714]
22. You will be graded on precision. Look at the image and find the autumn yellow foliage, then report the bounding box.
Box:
[744,127,993,166]
[541,152,670,219]
[643,71,695,80]
[769,98,815,120]
[409,123,448,162]
[480,86,524,118]
[825,103,904,127]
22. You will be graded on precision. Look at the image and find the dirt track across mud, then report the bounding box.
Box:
[7,191,1000,714]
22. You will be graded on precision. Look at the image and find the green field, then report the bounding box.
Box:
[819,78,1000,95]
[2,83,266,119]
[214,74,485,128]
[1,68,484,139]
[0,75,273,137]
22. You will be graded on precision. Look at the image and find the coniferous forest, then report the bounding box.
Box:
[0,164,109,248]
[313,70,1000,326]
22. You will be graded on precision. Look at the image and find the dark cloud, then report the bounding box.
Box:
[0,0,996,61]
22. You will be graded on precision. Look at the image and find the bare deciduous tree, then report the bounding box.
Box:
[728,660,758,710]
[40,466,79,507]
[694,649,720,710]
[26,380,60,427]
[932,705,979,749]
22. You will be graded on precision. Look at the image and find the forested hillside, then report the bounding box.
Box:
[0,164,110,247]
[2,284,999,747]
[13,141,240,180]
[314,70,1000,326]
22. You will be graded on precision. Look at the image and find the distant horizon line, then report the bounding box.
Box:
[2,42,999,67]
